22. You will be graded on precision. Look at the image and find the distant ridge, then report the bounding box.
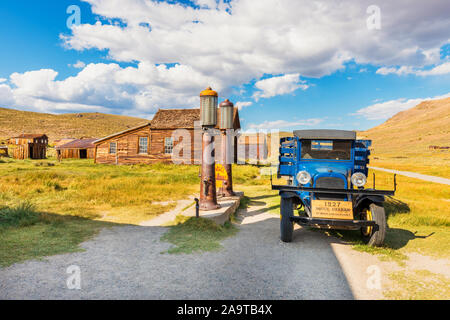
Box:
[0,107,149,143]
[360,97,450,154]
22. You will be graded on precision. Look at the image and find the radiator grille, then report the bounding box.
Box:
[315,176,346,200]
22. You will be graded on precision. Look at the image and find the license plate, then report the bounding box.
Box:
[311,200,353,220]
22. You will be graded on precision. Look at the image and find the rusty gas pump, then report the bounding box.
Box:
[199,87,220,211]
[219,99,235,197]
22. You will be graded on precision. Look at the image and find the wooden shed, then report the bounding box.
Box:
[94,107,241,165]
[56,138,97,160]
[8,134,48,160]
[0,145,8,157]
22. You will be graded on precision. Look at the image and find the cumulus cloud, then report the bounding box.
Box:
[235,101,253,110]
[0,84,15,106]
[253,74,308,101]
[69,61,87,69]
[4,0,450,115]
[1,62,218,116]
[0,78,7,83]
[376,61,450,76]
[417,61,450,76]
[248,118,323,130]
[354,92,450,120]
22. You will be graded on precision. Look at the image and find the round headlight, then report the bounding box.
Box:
[296,171,312,185]
[351,172,367,187]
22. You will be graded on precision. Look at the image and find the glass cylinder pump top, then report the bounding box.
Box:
[200,87,218,127]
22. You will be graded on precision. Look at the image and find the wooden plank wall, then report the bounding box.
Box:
[94,126,240,165]
[12,144,46,160]
[59,148,95,159]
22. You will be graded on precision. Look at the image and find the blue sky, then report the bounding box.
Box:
[0,0,449,131]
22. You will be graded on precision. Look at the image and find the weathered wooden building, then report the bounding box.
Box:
[238,134,269,162]
[0,145,8,157]
[94,108,241,165]
[54,138,77,148]
[8,134,48,160]
[56,138,97,160]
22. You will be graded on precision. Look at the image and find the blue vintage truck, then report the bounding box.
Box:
[272,130,396,246]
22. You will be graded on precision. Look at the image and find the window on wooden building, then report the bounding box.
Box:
[139,137,148,154]
[109,142,117,154]
[165,137,173,154]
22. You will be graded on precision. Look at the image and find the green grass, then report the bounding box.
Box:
[0,201,40,227]
[161,215,238,254]
[0,202,112,267]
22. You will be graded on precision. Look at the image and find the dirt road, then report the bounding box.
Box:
[1,194,393,300]
[370,167,450,185]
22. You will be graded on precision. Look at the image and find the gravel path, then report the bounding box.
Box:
[370,166,450,185]
[0,196,378,300]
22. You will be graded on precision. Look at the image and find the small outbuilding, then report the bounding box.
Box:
[56,138,97,160]
[8,134,48,160]
[0,145,8,157]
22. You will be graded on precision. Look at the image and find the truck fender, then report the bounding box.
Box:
[355,194,385,209]
[279,191,299,200]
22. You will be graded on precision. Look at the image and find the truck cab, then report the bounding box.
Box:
[272,130,396,246]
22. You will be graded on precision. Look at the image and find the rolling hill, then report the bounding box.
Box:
[0,107,149,143]
[360,97,450,154]
[360,97,450,177]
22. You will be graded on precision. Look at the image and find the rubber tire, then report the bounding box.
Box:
[280,197,294,243]
[361,203,386,247]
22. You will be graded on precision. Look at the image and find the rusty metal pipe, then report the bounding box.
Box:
[222,130,234,197]
[199,129,220,210]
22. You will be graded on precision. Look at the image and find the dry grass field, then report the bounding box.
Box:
[0,107,148,143]
[0,158,263,266]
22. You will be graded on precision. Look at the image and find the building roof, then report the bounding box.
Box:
[294,130,357,140]
[11,134,47,139]
[151,108,240,129]
[56,138,97,150]
[53,138,77,147]
[94,123,151,144]
[94,107,241,144]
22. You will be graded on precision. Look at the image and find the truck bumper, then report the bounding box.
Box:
[290,216,377,231]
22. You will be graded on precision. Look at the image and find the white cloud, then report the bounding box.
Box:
[253,74,308,101]
[4,0,450,114]
[418,61,450,76]
[0,84,15,106]
[70,61,86,69]
[376,66,414,76]
[376,61,450,76]
[0,78,7,83]
[354,92,450,120]
[194,0,217,9]
[248,118,323,130]
[235,101,252,110]
[0,62,219,116]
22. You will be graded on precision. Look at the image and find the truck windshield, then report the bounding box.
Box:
[301,140,352,160]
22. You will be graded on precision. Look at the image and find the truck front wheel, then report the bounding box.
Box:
[361,203,386,247]
[280,197,294,243]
